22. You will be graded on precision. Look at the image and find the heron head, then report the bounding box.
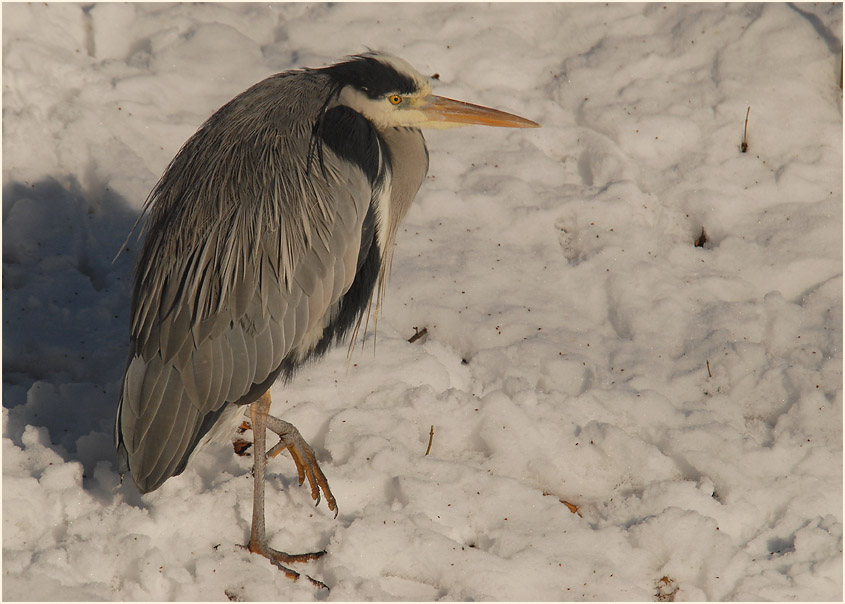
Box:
[326,51,540,131]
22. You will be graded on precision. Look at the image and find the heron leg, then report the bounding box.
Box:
[245,391,328,588]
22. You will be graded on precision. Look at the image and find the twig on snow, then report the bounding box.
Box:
[741,106,750,152]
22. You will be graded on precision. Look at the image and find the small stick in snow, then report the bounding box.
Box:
[741,106,750,153]
[694,227,708,248]
[233,439,252,456]
[542,492,583,517]
[408,326,428,344]
[425,425,435,455]
[560,500,581,516]
[706,359,712,378]
[656,576,679,602]
[233,420,253,455]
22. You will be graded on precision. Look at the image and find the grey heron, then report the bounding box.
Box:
[115,51,539,584]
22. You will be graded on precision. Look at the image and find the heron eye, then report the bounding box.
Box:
[389,95,402,105]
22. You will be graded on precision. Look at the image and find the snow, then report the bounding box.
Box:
[2,2,842,601]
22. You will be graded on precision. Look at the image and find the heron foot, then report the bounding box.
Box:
[240,541,328,588]
[238,417,338,517]
[262,416,339,518]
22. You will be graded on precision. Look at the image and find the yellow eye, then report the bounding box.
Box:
[389,94,402,105]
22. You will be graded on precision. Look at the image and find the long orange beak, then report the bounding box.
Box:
[420,95,540,128]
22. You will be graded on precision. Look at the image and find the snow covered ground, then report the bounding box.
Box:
[2,2,842,601]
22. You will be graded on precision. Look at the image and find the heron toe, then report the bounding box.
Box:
[242,540,328,588]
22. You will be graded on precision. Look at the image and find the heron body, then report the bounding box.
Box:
[115,51,538,583]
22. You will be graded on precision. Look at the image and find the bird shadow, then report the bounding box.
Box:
[3,175,140,496]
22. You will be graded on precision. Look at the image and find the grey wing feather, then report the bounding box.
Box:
[252,323,275,385]
[224,326,250,402]
[116,72,375,493]
[189,332,214,405]
[216,332,235,412]
[205,335,226,412]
